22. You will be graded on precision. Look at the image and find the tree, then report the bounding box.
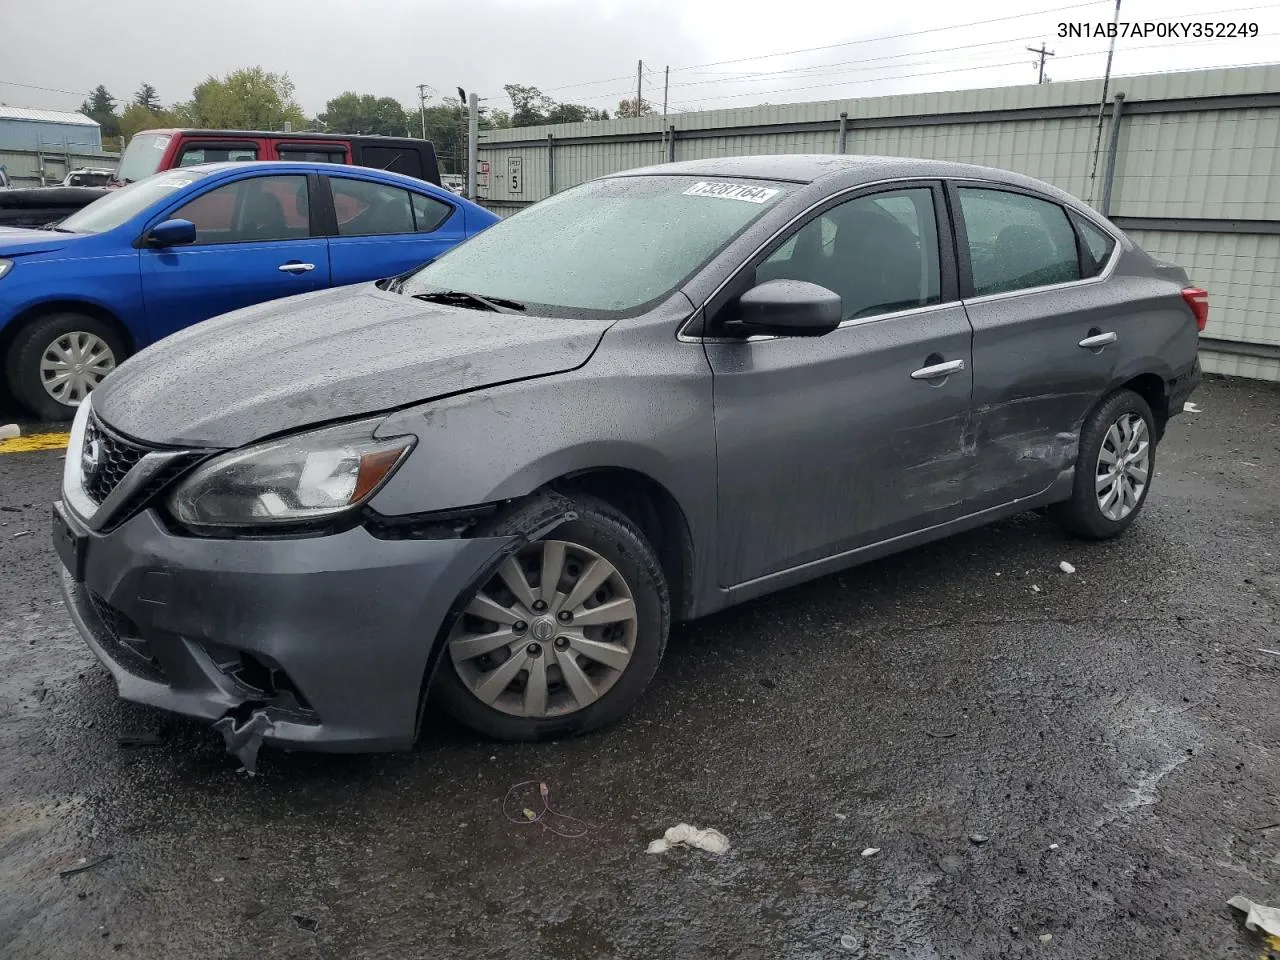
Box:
[615,97,654,119]
[185,67,306,130]
[79,84,120,137]
[119,102,189,141]
[545,103,609,124]
[504,83,555,127]
[485,108,513,129]
[319,92,409,136]
[133,83,161,112]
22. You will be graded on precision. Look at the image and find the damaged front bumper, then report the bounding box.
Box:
[57,502,514,761]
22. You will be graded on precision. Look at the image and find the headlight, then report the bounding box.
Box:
[169,419,415,528]
[0,259,13,280]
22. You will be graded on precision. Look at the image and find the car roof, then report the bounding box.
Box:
[185,160,444,186]
[609,153,1063,194]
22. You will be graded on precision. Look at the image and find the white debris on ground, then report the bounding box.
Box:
[1049,843,1060,850]
[1032,584,1042,593]
[860,847,880,858]
[1183,401,1202,413]
[0,424,19,440]
[1059,561,1076,574]
[1228,895,1280,937]
[646,823,729,855]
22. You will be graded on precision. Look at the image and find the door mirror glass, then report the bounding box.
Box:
[728,279,842,336]
[146,218,197,247]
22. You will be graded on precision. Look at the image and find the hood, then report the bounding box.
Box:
[0,226,78,255]
[92,284,613,448]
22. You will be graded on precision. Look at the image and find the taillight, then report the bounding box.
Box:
[1182,287,1209,332]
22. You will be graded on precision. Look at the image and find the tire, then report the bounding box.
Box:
[433,491,670,741]
[6,312,127,421]
[1049,389,1157,540]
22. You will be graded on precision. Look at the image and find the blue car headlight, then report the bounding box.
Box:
[0,258,13,280]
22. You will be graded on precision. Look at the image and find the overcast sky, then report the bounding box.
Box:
[2,0,1278,119]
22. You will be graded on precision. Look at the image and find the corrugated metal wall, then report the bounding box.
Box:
[0,118,102,153]
[477,65,1280,380]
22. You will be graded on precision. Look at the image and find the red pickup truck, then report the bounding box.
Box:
[115,129,442,185]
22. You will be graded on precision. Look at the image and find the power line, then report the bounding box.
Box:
[0,78,85,97]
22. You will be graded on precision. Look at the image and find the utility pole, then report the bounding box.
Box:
[467,91,479,200]
[662,65,669,119]
[1027,44,1055,84]
[636,59,643,117]
[416,83,431,139]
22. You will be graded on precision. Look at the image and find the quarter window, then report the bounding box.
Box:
[330,178,415,236]
[169,175,310,244]
[1070,211,1118,278]
[958,188,1080,296]
[757,187,941,321]
[411,192,452,232]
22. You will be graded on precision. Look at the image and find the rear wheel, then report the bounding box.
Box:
[433,493,670,741]
[1050,389,1156,539]
[6,312,126,420]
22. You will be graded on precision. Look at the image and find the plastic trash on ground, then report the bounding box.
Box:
[1229,895,1280,938]
[646,823,729,854]
[1059,561,1076,574]
[0,424,19,440]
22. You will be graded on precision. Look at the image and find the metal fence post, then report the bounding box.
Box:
[547,133,555,195]
[668,125,677,163]
[837,112,848,154]
[1100,92,1126,217]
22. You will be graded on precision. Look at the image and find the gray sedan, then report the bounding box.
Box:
[52,155,1203,762]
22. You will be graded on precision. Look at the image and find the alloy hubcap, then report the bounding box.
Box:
[1096,412,1150,521]
[448,540,639,718]
[39,331,116,406]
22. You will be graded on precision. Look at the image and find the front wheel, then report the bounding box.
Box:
[6,313,126,420]
[1050,389,1156,539]
[433,493,670,741]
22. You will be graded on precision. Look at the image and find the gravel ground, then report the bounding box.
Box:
[1,375,1277,960]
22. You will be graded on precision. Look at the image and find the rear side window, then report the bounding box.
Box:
[958,188,1080,296]
[278,146,347,164]
[170,175,310,244]
[1070,211,1118,278]
[411,192,452,232]
[359,145,424,180]
[330,177,415,236]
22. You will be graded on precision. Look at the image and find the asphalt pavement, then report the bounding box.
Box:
[1,376,1277,960]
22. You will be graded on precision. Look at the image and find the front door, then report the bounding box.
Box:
[324,175,464,286]
[139,173,330,341]
[705,183,974,586]
[951,184,1121,509]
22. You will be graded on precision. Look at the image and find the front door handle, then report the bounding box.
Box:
[1079,331,1118,349]
[279,262,316,274]
[911,358,965,380]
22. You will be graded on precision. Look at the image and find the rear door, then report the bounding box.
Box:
[321,173,464,286]
[139,172,330,340]
[705,182,974,586]
[951,182,1122,509]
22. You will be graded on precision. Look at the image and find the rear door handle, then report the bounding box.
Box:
[911,358,965,380]
[279,262,315,274]
[1079,331,1118,349]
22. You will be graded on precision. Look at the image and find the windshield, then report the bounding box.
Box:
[115,132,173,183]
[401,175,788,317]
[59,169,207,234]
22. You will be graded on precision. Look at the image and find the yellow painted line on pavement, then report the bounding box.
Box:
[0,432,70,454]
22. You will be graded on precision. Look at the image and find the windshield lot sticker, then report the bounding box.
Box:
[683,181,780,203]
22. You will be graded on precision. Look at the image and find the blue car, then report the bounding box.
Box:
[0,162,498,418]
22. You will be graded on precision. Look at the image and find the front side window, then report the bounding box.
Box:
[401,175,788,317]
[958,188,1080,296]
[177,145,259,166]
[757,187,941,320]
[330,178,415,236]
[170,175,310,244]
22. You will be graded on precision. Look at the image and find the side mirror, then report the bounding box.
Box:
[726,279,842,337]
[146,218,197,247]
